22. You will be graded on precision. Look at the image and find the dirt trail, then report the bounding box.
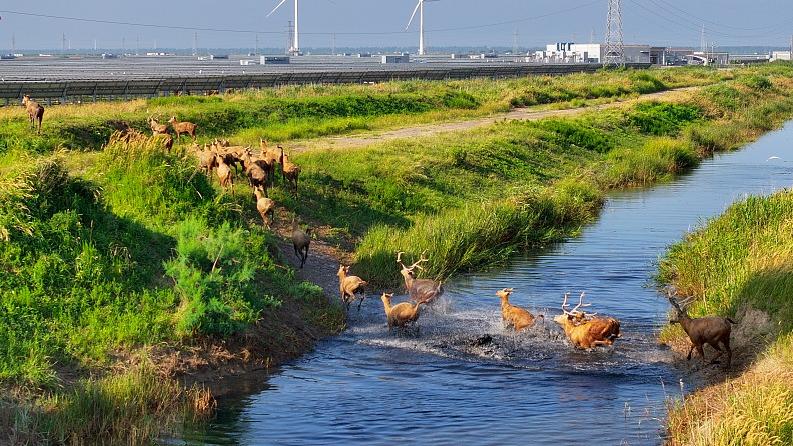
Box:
[292,87,699,153]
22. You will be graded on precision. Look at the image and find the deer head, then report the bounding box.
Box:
[396,251,428,279]
[496,288,514,300]
[554,292,597,326]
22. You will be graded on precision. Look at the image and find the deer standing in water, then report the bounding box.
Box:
[396,251,444,305]
[554,293,621,349]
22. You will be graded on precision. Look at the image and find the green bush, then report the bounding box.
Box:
[741,74,773,91]
[538,119,612,153]
[629,102,702,135]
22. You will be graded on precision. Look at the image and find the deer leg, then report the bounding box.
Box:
[686,344,695,361]
[357,293,365,312]
[695,344,706,363]
[709,342,724,364]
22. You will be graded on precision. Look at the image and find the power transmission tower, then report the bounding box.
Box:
[62,32,67,54]
[700,24,706,53]
[604,0,624,65]
[255,33,259,55]
[512,28,518,55]
[192,32,197,56]
[11,33,15,53]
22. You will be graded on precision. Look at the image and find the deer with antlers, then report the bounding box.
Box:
[396,251,444,305]
[553,292,621,349]
[667,295,736,368]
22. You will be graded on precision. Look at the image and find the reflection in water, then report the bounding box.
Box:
[177,124,793,445]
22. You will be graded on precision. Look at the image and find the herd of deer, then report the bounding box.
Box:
[21,95,738,366]
[340,251,736,365]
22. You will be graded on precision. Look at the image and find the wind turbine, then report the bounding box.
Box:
[268,0,300,55]
[405,0,438,56]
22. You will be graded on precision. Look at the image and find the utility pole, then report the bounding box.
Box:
[255,33,259,55]
[122,37,126,53]
[11,33,15,54]
[604,0,624,65]
[590,28,595,44]
[331,33,336,56]
[136,35,140,55]
[62,32,67,54]
[93,38,97,55]
[192,32,197,56]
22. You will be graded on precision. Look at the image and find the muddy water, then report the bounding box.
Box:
[177,124,793,445]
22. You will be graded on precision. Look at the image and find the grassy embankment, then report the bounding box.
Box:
[658,190,793,445]
[0,65,791,443]
[332,65,793,285]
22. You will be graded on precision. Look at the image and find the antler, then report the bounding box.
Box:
[397,250,429,272]
[562,292,597,318]
[561,292,573,315]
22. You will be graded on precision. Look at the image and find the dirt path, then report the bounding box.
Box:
[292,87,700,153]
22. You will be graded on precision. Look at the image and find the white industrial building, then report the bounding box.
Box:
[771,51,792,61]
[530,43,652,64]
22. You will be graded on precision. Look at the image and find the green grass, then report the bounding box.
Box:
[658,190,793,445]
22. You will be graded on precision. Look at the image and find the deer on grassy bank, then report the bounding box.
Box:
[253,186,275,228]
[396,251,444,305]
[291,220,311,269]
[279,146,300,195]
[22,95,44,134]
[215,154,233,190]
[496,288,541,331]
[148,116,169,135]
[554,293,621,349]
[168,116,197,141]
[667,295,736,368]
[337,265,368,311]
[380,293,424,328]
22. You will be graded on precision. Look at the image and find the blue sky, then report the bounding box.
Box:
[0,0,791,50]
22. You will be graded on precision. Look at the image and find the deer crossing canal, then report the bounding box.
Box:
[175,124,793,445]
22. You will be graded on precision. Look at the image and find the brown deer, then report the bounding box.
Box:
[380,293,425,328]
[279,146,300,195]
[148,116,169,135]
[214,155,233,190]
[668,296,736,367]
[337,265,368,311]
[260,139,280,186]
[253,186,275,228]
[291,220,311,269]
[22,95,44,134]
[553,293,621,349]
[168,116,197,141]
[396,251,444,305]
[496,288,540,331]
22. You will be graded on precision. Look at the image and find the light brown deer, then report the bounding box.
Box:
[668,295,736,368]
[553,293,621,349]
[148,116,169,135]
[279,146,300,194]
[396,251,444,305]
[22,95,44,134]
[496,288,540,331]
[168,116,197,141]
[253,186,275,228]
[215,155,233,190]
[380,293,425,328]
[337,265,368,311]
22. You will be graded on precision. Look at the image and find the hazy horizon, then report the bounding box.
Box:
[0,0,791,51]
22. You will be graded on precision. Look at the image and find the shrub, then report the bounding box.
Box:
[629,102,702,135]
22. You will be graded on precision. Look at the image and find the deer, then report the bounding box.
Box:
[553,293,621,349]
[214,154,233,190]
[337,265,368,312]
[148,116,169,135]
[380,293,425,328]
[291,220,311,269]
[253,186,275,228]
[667,295,736,368]
[260,139,280,186]
[496,288,541,331]
[168,116,197,141]
[279,146,300,195]
[396,251,444,305]
[197,146,218,175]
[22,95,44,134]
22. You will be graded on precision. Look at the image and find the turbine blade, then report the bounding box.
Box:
[267,0,289,17]
[405,0,422,30]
